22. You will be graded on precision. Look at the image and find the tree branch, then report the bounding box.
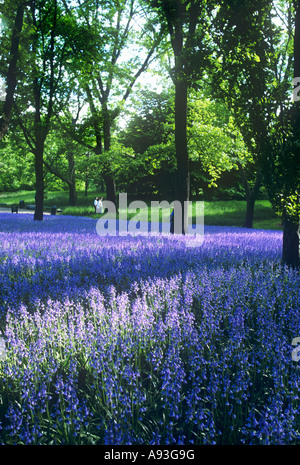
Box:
[121,27,164,106]
[43,157,72,187]
[56,114,96,152]
[13,103,36,154]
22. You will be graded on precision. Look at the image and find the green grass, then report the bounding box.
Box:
[0,190,37,206]
[0,190,100,218]
[203,199,282,230]
[0,190,282,230]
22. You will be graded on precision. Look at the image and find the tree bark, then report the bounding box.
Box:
[84,152,90,197]
[33,67,45,221]
[282,216,300,269]
[34,137,45,221]
[67,151,77,206]
[103,173,117,205]
[237,163,262,228]
[281,0,300,268]
[175,78,190,234]
[244,177,261,229]
[288,0,300,268]
[93,132,117,206]
[102,104,117,206]
[0,3,24,140]
[68,185,77,207]
[43,157,77,207]
[32,0,58,221]
[244,195,256,229]
[171,1,190,235]
[294,0,300,78]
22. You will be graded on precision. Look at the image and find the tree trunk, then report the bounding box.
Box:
[34,140,44,221]
[102,105,117,206]
[85,152,90,197]
[67,151,77,206]
[237,163,262,229]
[281,0,300,268]
[244,194,256,228]
[85,179,89,197]
[94,134,117,206]
[244,173,262,228]
[0,3,24,140]
[103,172,117,206]
[69,184,77,207]
[172,0,190,236]
[282,216,300,269]
[294,0,300,79]
[174,78,190,234]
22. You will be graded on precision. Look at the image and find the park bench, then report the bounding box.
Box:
[44,206,63,215]
[18,204,62,215]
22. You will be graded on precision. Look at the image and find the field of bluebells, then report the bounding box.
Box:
[0,212,299,445]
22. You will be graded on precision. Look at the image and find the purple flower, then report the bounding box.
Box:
[0,213,298,445]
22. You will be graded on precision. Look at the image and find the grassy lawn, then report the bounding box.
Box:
[0,190,282,230]
[203,199,282,230]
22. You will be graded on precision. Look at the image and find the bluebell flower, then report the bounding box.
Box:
[0,213,299,444]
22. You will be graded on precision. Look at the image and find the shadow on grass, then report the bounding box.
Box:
[0,190,282,230]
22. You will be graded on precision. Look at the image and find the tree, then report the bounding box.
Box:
[213,0,299,266]
[150,0,214,233]
[120,87,174,155]
[187,94,250,197]
[119,87,176,196]
[60,0,165,207]
[210,0,292,228]
[284,0,300,268]
[262,0,300,268]
[0,0,25,140]
[15,0,73,220]
[120,87,249,199]
[42,122,87,206]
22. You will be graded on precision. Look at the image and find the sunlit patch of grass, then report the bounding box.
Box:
[0,190,281,230]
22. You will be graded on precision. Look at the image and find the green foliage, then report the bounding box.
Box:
[119,86,250,197]
[0,0,297,231]
[262,104,300,225]
[120,88,174,154]
[0,135,35,192]
[187,97,250,188]
[209,0,299,236]
[212,0,288,157]
[0,187,280,229]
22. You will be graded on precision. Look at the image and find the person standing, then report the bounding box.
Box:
[98,197,103,214]
[94,197,98,214]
